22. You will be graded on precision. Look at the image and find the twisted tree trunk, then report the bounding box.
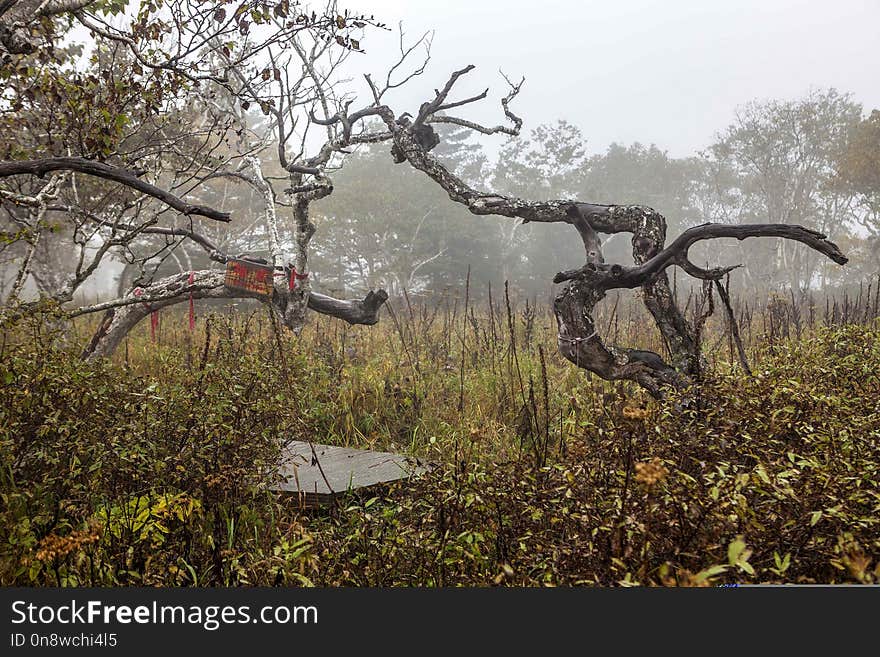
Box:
[373,97,848,398]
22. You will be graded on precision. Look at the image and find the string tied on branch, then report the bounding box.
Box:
[557,330,598,345]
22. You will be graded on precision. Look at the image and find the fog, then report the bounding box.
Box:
[3,1,878,305]
[340,0,880,157]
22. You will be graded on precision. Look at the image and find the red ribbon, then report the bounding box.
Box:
[134,287,159,341]
[149,307,159,341]
[288,267,308,290]
[187,272,195,331]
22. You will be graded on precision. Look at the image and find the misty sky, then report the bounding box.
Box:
[340,0,880,158]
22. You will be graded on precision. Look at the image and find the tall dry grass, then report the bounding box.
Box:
[1,280,878,585]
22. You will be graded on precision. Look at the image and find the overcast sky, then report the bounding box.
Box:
[340,0,880,158]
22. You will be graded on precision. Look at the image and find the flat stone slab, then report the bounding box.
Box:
[273,441,430,506]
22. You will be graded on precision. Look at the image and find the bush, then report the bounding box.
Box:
[1,312,877,586]
[0,315,315,585]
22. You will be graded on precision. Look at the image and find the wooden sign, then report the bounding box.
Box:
[224,258,274,297]
[273,441,431,507]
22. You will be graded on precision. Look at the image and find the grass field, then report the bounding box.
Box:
[1,287,879,586]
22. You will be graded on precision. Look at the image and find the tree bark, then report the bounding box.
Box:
[79,271,388,359]
[372,92,849,398]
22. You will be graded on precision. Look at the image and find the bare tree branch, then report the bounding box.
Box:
[77,270,389,358]
[553,223,846,287]
[0,158,231,222]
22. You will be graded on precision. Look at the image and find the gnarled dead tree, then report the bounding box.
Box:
[358,65,848,397]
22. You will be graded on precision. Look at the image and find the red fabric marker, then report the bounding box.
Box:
[289,267,309,290]
[150,307,159,341]
[187,272,195,331]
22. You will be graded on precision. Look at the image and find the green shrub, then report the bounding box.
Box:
[1,312,877,586]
